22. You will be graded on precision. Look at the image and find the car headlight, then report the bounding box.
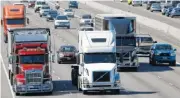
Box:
[170,53,176,56]
[59,53,64,57]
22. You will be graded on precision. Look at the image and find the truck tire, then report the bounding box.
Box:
[149,58,152,64]
[83,90,87,94]
[46,91,53,95]
[133,67,137,72]
[10,73,13,85]
[15,92,20,96]
[71,69,78,86]
[112,89,120,95]
[169,61,176,66]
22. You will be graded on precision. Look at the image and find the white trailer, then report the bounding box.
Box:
[94,14,139,71]
[71,31,121,94]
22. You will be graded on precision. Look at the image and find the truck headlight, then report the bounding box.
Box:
[83,77,89,84]
[170,53,176,56]
[17,81,24,85]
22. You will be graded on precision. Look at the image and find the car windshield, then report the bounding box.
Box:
[65,9,73,12]
[37,1,46,5]
[82,15,91,19]
[141,37,153,42]
[116,37,136,46]
[56,16,67,20]
[49,11,57,15]
[6,18,24,25]
[61,46,76,52]
[42,6,50,9]
[20,55,45,64]
[84,53,116,64]
[152,3,161,7]
[156,45,172,50]
[70,1,77,4]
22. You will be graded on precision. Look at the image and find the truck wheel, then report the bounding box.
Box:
[40,15,42,17]
[15,92,20,96]
[46,19,49,21]
[71,69,78,86]
[169,61,176,66]
[54,26,57,29]
[4,35,8,43]
[112,89,120,95]
[83,90,87,94]
[149,58,152,64]
[10,74,13,85]
[133,67,137,72]
[67,26,70,29]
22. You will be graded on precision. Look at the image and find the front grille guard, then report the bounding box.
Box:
[25,71,51,84]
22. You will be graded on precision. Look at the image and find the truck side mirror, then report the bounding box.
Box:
[154,41,157,43]
[174,49,177,51]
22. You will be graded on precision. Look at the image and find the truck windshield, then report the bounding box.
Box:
[6,18,24,25]
[20,55,45,64]
[116,37,136,46]
[84,53,116,64]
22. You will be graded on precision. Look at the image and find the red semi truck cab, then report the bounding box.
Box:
[7,28,54,95]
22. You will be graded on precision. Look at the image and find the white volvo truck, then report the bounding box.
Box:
[71,31,121,94]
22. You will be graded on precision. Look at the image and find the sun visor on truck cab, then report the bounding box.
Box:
[108,19,135,35]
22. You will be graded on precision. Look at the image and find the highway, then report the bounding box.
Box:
[1,1,180,98]
[97,1,180,29]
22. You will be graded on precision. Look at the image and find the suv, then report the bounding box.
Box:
[80,14,93,27]
[39,5,51,17]
[57,45,77,64]
[149,43,176,66]
[136,34,157,55]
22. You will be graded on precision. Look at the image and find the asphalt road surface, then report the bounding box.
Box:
[1,1,180,98]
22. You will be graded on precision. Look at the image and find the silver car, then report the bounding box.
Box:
[150,3,161,12]
[132,0,142,6]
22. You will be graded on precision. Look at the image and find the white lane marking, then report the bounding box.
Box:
[0,54,15,98]
[157,76,161,79]
[57,77,61,79]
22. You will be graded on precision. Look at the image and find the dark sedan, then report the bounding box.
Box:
[165,7,174,17]
[46,10,58,21]
[57,45,77,64]
[169,8,180,18]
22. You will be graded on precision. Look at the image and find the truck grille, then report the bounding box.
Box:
[93,71,110,82]
[25,70,42,84]
[160,53,170,56]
